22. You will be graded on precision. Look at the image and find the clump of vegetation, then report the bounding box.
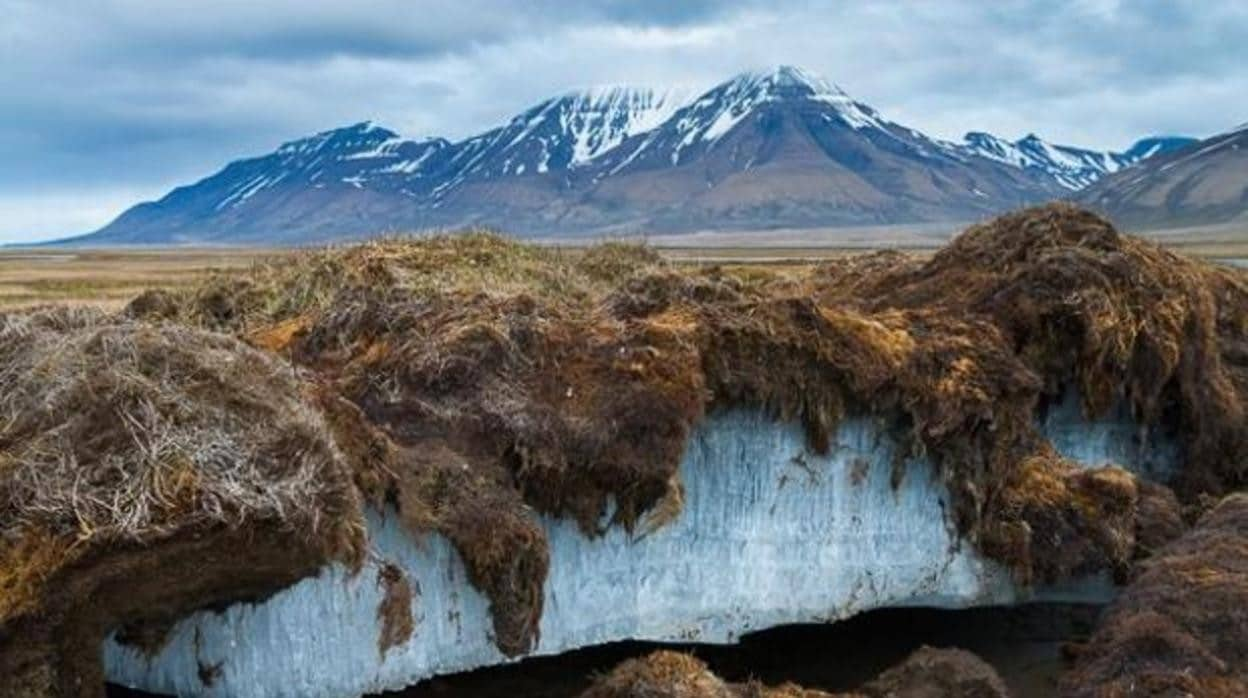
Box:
[1061,493,1248,696]
[131,231,665,334]
[845,205,1248,499]
[578,650,842,697]
[579,651,741,698]
[0,307,364,694]
[579,646,1010,697]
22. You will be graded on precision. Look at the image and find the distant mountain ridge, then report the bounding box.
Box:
[71,66,1196,245]
[959,132,1195,190]
[1080,124,1248,229]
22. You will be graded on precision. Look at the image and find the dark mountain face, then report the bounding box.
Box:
[69,66,1197,246]
[1080,126,1248,229]
[1119,136,1199,162]
[97,123,454,244]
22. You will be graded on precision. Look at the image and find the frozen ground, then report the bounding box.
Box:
[105,398,1174,697]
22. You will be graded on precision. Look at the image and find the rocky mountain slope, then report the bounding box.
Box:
[71,66,1189,245]
[960,132,1194,190]
[1080,125,1248,228]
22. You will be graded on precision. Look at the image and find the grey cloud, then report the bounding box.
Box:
[1,0,1245,242]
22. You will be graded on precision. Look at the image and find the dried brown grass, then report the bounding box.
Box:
[579,646,1011,698]
[0,306,364,628]
[578,650,844,698]
[1060,493,1248,696]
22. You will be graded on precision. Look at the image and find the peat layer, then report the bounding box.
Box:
[1062,493,1248,696]
[0,309,364,696]
[578,646,1010,698]
[2,203,1246,696]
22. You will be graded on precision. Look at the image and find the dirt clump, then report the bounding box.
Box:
[376,561,416,657]
[579,646,1011,698]
[0,307,364,697]
[851,205,1247,501]
[1060,493,1248,697]
[578,651,842,698]
[861,646,1011,697]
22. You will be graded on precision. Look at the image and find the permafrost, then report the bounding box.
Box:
[104,400,1175,698]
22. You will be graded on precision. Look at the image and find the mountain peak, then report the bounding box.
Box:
[770,65,839,93]
[728,65,847,99]
[958,131,1197,191]
[275,121,400,157]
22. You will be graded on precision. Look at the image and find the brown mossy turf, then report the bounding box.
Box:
[1059,493,1248,697]
[376,562,416,658]
[578,646,1011,698]
[860,646,1011,698]
[841,205,1247,499]
[577,650,844,698]
[118,204,1247,662]
[0,307,364,697]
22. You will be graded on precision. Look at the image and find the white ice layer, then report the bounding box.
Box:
[1041,389,1179,483]
[105,405,1171,697]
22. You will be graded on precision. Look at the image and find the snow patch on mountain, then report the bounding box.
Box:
[563,86,692,165]
[960,132,1194,190]
[670,66,888,161]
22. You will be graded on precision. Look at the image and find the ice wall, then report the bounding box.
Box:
[105,406,1169,697]
[1040,389,1180,483]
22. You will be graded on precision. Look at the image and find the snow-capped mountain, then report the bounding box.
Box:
[429,86,690,194]
[70,66,1196,245]
[623,68,882,165]
[224,122,452,201]
[587,66,903,173]
[1080,125,1248,228]
[960,132,1195,190]
[571,65,1061,231]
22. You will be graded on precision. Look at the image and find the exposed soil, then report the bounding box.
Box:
[0,309,364,698]
[9,524,325,698]
[376,562,416,657]
[1061,493,1248,696]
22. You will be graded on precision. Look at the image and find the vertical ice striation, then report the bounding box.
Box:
[105,406,1169,697]
[1039,389,1180,483]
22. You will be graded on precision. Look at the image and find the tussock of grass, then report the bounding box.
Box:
[576,651,748,698]
[1062,493,1248,696]
[0,308,364,624]
[578,646,1010,697]
[128,232,666,333]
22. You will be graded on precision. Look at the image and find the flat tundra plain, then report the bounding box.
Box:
[2,228,1245,311]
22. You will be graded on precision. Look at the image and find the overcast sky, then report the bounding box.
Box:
[2,0,1246,243]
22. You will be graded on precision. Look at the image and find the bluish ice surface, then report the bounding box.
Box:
[105,402,1172,697]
